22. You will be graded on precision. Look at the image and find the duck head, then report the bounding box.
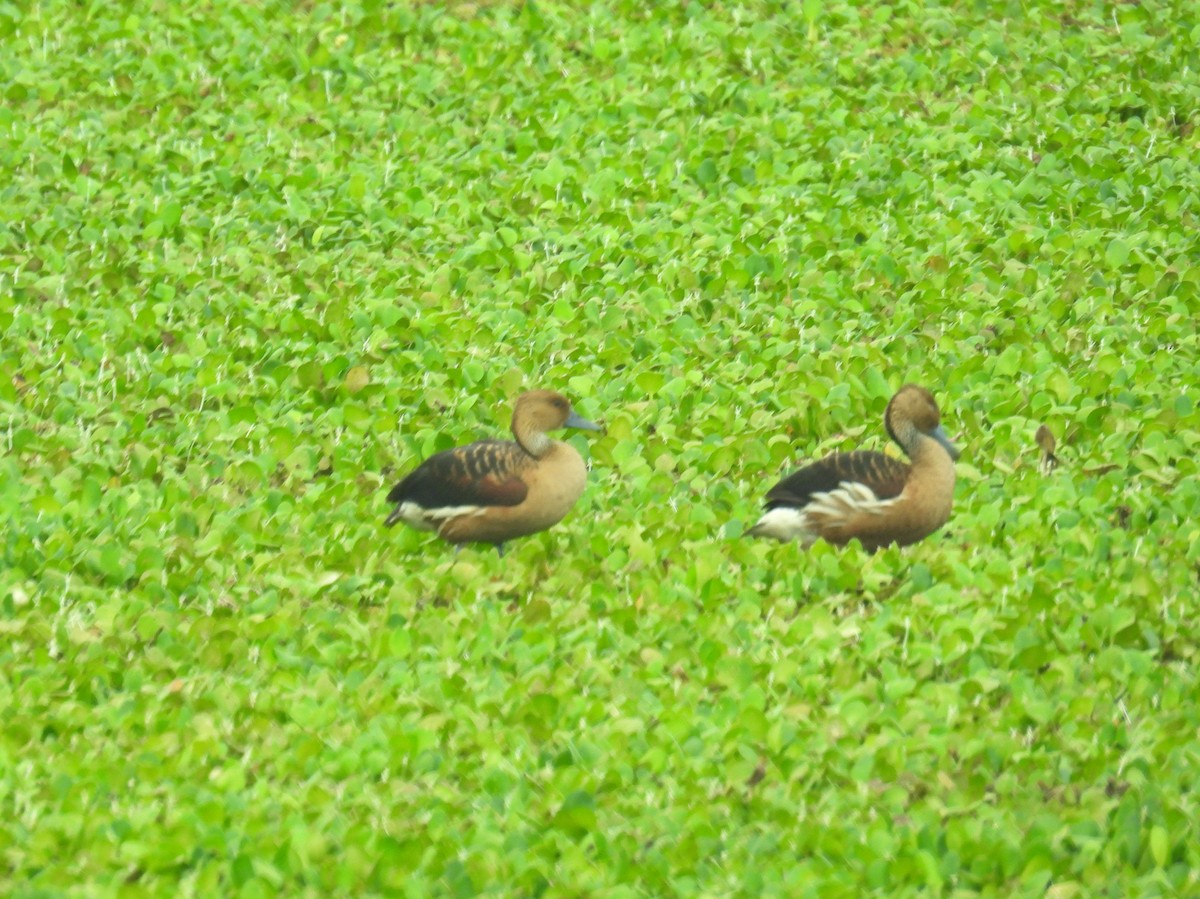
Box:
[513,390,603,455]
[884,384,960,460]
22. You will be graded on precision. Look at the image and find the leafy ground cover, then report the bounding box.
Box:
[3,0,1199,895]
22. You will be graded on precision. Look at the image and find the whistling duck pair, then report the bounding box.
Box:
[385,385,960,555]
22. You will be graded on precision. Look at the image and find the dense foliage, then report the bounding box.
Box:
[3,0,1199,895]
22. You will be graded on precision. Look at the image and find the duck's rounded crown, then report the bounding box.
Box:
[514,390,575,432]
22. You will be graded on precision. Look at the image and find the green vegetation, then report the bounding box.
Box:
[3,0,1199,894]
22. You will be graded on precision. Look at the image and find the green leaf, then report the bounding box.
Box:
[344,365,370,393]
[864,369,891,400]
[389,628,411,657]
[159,200,182,229]
[1149,825,1168,867]
[296,361,324,389]
[1105,238,1130,268]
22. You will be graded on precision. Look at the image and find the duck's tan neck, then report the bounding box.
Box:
[906,432,957,519]
[892,421,920,458]
[514,425,552,457]
[908,433,951,467]
[896,423,947,468]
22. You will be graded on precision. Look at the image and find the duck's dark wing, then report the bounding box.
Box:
[386,439,530,510]
[764,451,909,509]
